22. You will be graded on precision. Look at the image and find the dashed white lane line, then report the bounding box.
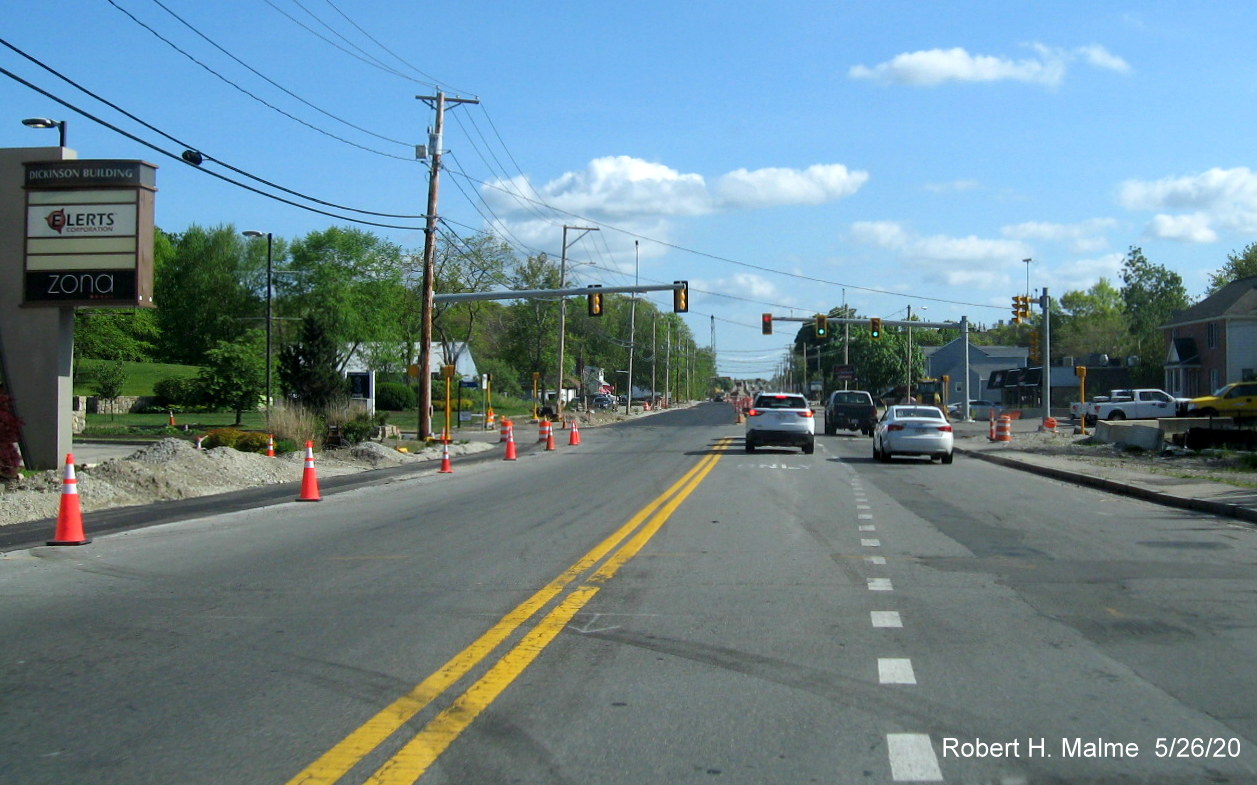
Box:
[887,733,943,781]
[871,611,902,628]
[858,513,874,520]
[865,556,887,565]
[859,524,876,532]
[868,577,894,591]
[878,658,917,685]
[861,538,881,547]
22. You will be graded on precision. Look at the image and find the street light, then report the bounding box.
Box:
[242,230,273,429]
[22,117,67,147]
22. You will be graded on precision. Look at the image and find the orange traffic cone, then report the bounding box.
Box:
[168,409,176,427]
[569,420,581,446]
[297,441,322,501]
[504,426,518,461]
[438,442,453,473]
[546,426,556,451]
[48,453,90,546]
[267,433,275,458]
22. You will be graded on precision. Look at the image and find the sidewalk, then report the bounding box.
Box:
[950,417,1257,525]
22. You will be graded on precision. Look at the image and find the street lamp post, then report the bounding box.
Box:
[22,117,67,147]
[243,231,273,429]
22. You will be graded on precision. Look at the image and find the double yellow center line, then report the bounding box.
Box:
[287,438,731,785]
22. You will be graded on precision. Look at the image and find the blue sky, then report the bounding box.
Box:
[5,2,1257,378]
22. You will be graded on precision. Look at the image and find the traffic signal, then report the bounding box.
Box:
[1012,295,1031,323]
[815,314,828,337]
[869,317,881,340]
[672,280,689,313]
[587,285,603,317]
[761,313,773,335]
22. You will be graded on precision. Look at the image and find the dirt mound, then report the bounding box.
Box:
[0,437,491,529]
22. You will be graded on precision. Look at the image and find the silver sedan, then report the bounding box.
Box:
[873,405,954,464]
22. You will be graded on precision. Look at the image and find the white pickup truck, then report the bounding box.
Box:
[1080,388,1189,424]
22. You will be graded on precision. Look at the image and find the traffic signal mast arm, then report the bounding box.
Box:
[764,316,961,329]
[434,282,686,303]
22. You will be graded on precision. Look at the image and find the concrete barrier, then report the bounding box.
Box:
[1093,421,1164,451]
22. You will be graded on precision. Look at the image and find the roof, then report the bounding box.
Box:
[1165,275,1257,325]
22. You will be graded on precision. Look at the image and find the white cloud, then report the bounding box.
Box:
[1002,218,1116,253]
[849,221,1029,291]
[484,156,868,223]
[716,164,868,209]
[922,179,980,193]
[1055,252,1125,285]
[1147,213,1218,243]
[849,44,1129,88]
[1119,167,1257,242]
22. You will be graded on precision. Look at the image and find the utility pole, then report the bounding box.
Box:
[557,225,598,419]
[415,90,478,439]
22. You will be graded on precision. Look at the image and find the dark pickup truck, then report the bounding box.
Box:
[823,390,878,436]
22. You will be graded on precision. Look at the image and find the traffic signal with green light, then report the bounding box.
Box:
[869,317,882,339]
[815,314,828,337]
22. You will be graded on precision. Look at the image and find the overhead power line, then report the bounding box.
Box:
[106,0,413,160]
[0,65,425,231]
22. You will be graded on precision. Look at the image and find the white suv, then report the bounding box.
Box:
[744,392,815,454]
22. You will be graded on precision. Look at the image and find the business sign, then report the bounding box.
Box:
[22,159,157,307]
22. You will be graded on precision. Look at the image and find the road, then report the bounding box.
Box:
[2,403,1255,784]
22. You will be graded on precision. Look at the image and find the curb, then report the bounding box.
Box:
[955,445,1257,525]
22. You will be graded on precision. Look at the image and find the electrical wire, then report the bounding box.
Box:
[1,37,429,220]
[0,64,426,231]
[444,165,1002,311]
[106,0,414,160]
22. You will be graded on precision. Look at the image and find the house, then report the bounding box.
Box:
[1161,276,1257,398]
[922,339,1028,403]
[342,342,480,416]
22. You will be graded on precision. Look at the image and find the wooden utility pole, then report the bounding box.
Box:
[416,91,478,439]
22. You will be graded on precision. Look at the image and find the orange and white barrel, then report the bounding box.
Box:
[993,415,1012,442]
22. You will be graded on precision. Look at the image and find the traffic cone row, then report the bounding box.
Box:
[569,419,581,446]
[47,453,90,546]
[297,441,322,501]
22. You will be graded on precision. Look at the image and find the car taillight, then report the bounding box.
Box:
[798,410,814,418]
[938,425,953,432]
[747,409,762,417]
[887,424,904,431]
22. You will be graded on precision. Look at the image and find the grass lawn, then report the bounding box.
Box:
[75,359,200,397]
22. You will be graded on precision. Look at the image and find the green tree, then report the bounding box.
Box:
[91,360,128,417]
[278,314,347,411]
[198,331,267,426]
[1121,246,1191,384]
[1054,278,1130,360]
[1207,241,1257,295]
[74,309,159,361]
[154,224,263,364]
[432,232,513,374]
[499,253,562,392]
[284,227,408,371]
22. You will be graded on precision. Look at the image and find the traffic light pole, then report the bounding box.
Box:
[1041,288,1051,423]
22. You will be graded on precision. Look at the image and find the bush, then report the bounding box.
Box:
[203,427,245,449]
[153,376,203,409]
[341,413,375,444]
[234,431,272,454]
[376,382,416,411]
[271,402,322,447]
